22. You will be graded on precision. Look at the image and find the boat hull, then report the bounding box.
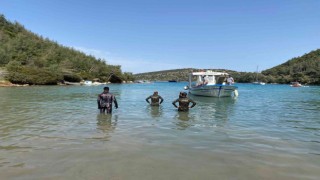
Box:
[189,85,237,97]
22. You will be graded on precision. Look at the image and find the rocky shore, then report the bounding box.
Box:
[0,80,29,87]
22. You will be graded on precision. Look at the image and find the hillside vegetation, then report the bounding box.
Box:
[134,68,264,83]
[135,68,238,81]
[135,50,320,85]
[262,49,320,84]
[0,14,134,85]
[135,68,195,81]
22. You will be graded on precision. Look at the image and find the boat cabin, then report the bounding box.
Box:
[189,71,229,88]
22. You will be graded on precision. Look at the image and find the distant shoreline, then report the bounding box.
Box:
[0,80,29,87]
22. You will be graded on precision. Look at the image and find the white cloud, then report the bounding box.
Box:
[72,46,185,73]
[106,58,184,74]
[73,46,111,60]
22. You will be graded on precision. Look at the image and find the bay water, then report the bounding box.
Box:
[0,83,320,179]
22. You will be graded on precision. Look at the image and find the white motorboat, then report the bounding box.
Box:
[83,80,93,86]
[252,81,266,85]
[184,70,238,97]
[290,82,302,87]
[80,80,107,86]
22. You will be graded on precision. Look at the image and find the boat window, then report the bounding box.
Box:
[217,76,226,84]
[192,76,205,87]
[208,76,215,84]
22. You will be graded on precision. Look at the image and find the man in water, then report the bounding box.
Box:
[146,91,164,106]
[97,87,118,113]
[172,92,196,111]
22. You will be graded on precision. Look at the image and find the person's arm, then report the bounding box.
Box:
[97,94,101,109]
[189,99,196,108]
[159,96,164,104]
[146,96,151,104]
[113,95,118,109]
[172,99,179,108]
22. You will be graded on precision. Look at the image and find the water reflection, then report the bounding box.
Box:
[187,94,237,127]
[174,111,194,130]
[171,95,237,130]
[176,111,191,121]
[149,106,163,118]
[96,114,118,140]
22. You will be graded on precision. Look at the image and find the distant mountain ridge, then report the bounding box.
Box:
[134,68,237,81]
[135,49,320,85]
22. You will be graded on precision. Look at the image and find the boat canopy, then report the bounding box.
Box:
[189,71,229,86]
[191,71,229,76]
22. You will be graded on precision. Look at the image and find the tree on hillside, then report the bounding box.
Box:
[0,14,134,84]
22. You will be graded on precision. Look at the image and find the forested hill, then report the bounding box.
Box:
[262,49,320,84]
[134,68,237,81]
[135,49,320,85]
[135,68,194,81]
[0,14,134,85]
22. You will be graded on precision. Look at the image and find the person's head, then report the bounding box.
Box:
[179,91,184,98]
[103,87,109,92]
[182,92,187,97]
[153,91,158,95]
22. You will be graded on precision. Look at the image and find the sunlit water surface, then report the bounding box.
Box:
[0,83,320,179]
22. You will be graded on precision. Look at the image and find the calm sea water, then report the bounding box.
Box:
[0,83,320,180]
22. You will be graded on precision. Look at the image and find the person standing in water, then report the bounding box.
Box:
[172,92,196,111]
[97,87,118,113]
[146,91,164,106]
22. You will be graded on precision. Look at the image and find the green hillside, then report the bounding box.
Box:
[134,68,238,81]
[135,49,320,85]
[0,14,134,85]
[262,49,320,84]
[135,68,193,81]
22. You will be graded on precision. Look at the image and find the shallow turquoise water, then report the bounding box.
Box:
[0,83,320,179]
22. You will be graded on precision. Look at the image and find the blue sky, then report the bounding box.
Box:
[0,0,319,73]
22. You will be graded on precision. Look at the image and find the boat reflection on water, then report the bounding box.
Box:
[187,93,237,127]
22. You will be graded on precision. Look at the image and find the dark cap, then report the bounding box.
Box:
[103,87,109,90]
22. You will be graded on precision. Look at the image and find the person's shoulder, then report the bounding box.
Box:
[107,92,115,96]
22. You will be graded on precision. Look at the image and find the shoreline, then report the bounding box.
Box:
[0,80,29,87]
[0,80,136,87]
